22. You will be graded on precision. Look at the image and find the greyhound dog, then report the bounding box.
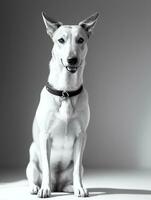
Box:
[26,12,99,198]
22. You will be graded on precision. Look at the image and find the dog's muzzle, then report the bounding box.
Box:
[61,59,79,73]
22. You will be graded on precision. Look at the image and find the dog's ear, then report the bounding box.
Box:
[79,12,99,37]
[42,12,63,37]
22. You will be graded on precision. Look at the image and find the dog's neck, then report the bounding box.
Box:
[48,56,85,91]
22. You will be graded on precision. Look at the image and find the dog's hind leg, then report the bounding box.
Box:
[62,184,74,193]
[26,142,41,194]
[62,165,84,193]
[59,161,74,193]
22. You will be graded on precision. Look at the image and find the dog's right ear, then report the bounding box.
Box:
[42,12,63,37]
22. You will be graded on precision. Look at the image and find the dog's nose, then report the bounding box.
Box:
[67,57,78,65]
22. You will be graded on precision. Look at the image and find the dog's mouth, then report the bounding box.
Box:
[66,66,78,73]
[61,59,79,74]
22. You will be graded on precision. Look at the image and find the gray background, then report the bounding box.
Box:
[1,0,151,170]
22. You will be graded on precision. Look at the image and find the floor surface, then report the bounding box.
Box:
[0,169,151,200]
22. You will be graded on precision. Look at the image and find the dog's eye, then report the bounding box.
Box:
[58,38,65,44]
[77,37,84,44]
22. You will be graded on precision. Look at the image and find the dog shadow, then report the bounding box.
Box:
[44,187,151,198]
[88,187,151,197]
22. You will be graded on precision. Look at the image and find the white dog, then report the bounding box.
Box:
[26,12,99,198]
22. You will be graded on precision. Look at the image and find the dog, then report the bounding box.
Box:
[26,12,99,198]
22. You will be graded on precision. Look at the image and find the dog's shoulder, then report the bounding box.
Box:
[36,86,59,114]
[39,86,55,104]
[77,87,89,104]
[76,87,89,112]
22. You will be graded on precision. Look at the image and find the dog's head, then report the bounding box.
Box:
[42,12,99,73]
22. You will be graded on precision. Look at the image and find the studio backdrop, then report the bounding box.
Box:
[1,0,151,170]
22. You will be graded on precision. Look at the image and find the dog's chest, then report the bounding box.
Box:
[56,98,75,122]
[48,96,81,142]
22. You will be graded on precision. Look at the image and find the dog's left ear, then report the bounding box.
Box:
[79,12,99,37]
[42,12,63,37]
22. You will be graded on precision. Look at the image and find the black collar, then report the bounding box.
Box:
[46,82,83,99]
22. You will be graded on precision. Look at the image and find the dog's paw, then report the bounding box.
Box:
[74,186,89,197]
[30,184,40,195]
[38,186,51,198]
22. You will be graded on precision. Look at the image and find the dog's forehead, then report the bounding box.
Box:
[53,25,87,38]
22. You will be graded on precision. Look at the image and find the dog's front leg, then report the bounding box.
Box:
[73,132,89,197]
[38,133,51,198]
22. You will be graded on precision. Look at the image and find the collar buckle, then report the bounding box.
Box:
[61,91,69,100]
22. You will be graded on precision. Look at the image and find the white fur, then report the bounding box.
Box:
[26,12,99,198]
